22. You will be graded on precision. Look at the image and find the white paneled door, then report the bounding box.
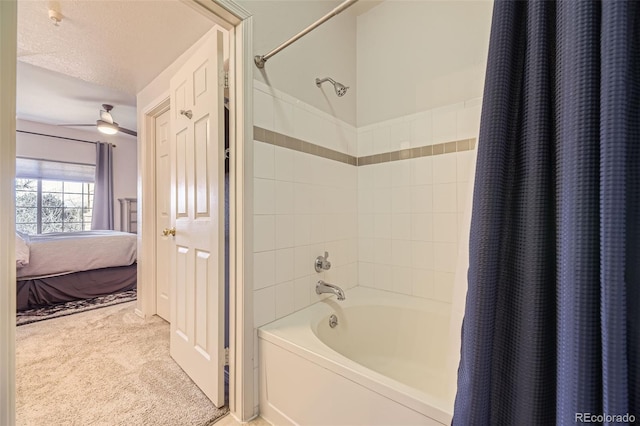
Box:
[169,29,225,407]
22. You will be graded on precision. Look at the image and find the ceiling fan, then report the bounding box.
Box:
[60,104,137,137]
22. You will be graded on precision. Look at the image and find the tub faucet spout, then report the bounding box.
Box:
[316,280,346,301]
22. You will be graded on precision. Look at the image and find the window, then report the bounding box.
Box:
[15,157,96,234]
[16,178,95,234]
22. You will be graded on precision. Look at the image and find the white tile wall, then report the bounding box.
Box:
[253,215,275,253]
[254,93,480,318]
[433,213,458,243]
[433,155,458,184]
[412,157,433,185]
[357,152,466,303]
[253,89,480,321]
[254,251,275,291]
[274,147,294,181]
[373,126,391,154]
[253,178,275,215]
[433,183,457,213]
[254,80,357,156]
[253,87,359,332]
[456,150,475,182]
[253,142,274,179]
[358,130,374,157]
[274,98,295,137]
[390,121,411,151]
[252,87,480,416]
[253,148,358,326]
[357,98,481,157]
[356,98,480,305]
[275,215,294,249]
[456,104,482,140]
[255,104,478,294]
[253,89,275,131]
[275,280,295,318]
[410,111,433,148]
[253,286,276,327]
[432,104,460,144]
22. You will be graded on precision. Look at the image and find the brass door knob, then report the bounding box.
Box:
[162,227,176,237]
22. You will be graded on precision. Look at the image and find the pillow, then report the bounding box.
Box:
[15,232,30,268]
[16,230,30,241]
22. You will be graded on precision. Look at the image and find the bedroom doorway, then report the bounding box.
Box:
[1,0,255,423]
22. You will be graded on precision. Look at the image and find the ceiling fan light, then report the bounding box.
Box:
[97,119,118,135]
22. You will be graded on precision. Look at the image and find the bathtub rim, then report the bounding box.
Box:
[258,286,454,424]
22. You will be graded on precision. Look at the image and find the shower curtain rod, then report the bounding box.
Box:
[254,0,359,69]
[16,130,116,148]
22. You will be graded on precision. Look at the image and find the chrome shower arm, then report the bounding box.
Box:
[315,77,337,87]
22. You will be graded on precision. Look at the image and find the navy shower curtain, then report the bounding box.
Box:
[454,1,639,425]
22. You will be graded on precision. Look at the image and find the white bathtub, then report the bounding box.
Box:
[258,286,455,425]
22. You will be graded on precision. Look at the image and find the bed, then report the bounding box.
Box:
[15,230,137,311]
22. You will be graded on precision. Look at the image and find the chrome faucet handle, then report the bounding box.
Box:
[323,252,331,269]
[315,251,331,272]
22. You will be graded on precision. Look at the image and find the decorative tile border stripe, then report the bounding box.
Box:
[253,126,476,167]
[357,138,476,166]
[254,126,357,166]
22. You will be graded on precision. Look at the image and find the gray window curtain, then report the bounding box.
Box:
[91,142,114,230]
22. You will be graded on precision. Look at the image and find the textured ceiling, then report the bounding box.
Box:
[17,61,137,133]
[17,0,214,133]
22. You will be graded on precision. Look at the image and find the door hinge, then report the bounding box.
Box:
[224,347,229,366]
[224,71,229,89]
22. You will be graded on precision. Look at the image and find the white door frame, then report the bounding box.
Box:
[0,0,256,422]
[0,1,17,425]
[139,97,171,321]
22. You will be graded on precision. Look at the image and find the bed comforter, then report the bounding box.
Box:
[16,230,137,280]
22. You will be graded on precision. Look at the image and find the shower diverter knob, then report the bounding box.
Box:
[315,251,331,272]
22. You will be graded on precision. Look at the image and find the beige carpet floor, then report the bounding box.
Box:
[16,301,228,426]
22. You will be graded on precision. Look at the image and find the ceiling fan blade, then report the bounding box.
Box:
[118,127,138,137]
[56,124,95,127]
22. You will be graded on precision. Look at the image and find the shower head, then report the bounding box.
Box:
[316,77,349,97]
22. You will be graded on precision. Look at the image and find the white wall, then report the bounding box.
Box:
[239,1,357,126]
[136,26,223,119]
[357,0,492,126]
[16,119,137,231]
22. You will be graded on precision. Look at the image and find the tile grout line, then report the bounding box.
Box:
[253,126,475,167]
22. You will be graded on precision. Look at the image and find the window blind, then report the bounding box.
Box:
[16,157,95,182]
